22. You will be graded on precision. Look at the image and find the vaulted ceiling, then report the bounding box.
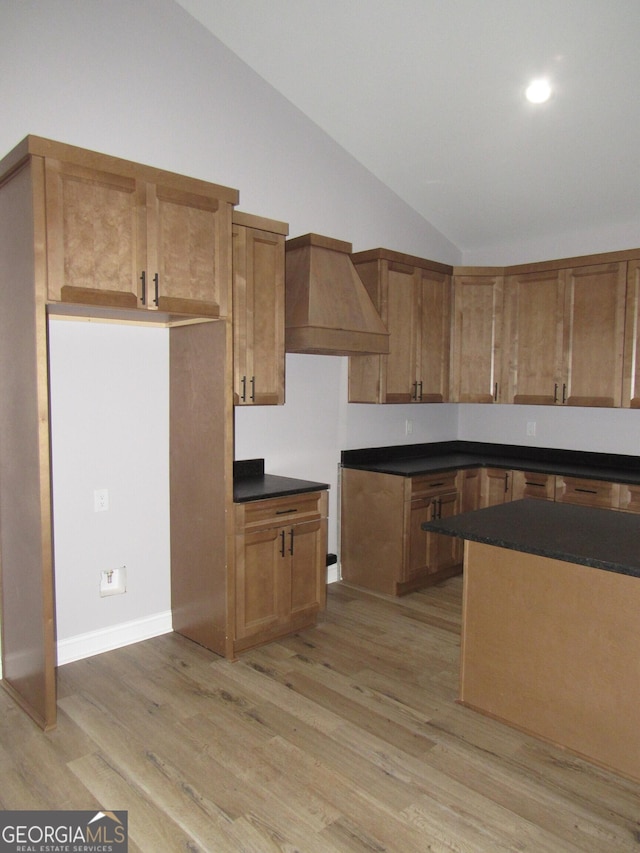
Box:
[175,0,640,255]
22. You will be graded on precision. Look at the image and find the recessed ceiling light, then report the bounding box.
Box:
[525,78,552,104]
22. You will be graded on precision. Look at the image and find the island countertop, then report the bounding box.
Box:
[422,498,640,578]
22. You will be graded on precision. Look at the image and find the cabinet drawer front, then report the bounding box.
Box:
[411,471,457,498]
[236,491,324,531]
[511,470,555,501]
[555,476,619,508]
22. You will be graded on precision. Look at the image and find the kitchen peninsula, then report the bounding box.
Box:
[422,499,640,783]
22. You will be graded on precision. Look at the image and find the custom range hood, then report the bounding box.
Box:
[285,233,389,355]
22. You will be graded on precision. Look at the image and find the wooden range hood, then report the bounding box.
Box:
[285,233,390,355]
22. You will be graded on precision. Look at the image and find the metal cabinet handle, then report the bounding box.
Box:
[250,376,256,402]
[153,273,159,306]
[241,376,247,402]
[562,383,567,404]
[276,508,298,515]
[417,381,423,401]
[280,530,286,557]
[289,529,294,555]
[554,383,558,403]
[140,271,146,304]
[504,472,509,493]
[575,487,598,494]
[494,382,498,401]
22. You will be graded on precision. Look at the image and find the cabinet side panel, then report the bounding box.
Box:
[169,321,230,655]
[340,468,405,595]
[0,159,56,729]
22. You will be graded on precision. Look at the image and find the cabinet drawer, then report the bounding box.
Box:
[555,476,619,509]
[511,470,555,501]
[235,491,325,532]
[411,471,457,499]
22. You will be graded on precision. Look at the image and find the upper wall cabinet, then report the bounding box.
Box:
[623,259,640,408]
[464,258,627,407]
[232,211,288,405]
[450,271,504,403]
[502,268,565,405]
[41,139,238,318]
[562,261,627,407]
[348,249,452,403]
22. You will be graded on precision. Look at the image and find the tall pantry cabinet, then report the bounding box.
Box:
[0,136,239,729]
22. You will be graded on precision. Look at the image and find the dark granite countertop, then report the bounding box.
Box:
[233,458,329,503]
[341,440,640,485]
[422,498,640,578]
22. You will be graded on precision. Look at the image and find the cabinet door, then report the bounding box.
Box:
[235,526,284,640]
[45,158,141,307]
[408,491,460,582]
[622,259,640,408]
[233,222,285,405]
[479,467,512,507]
[384,262,420,402]
[417,268,451,402]
[450,273,504,403]
[502,270,564,405]
[562,262,626,407]
[290,518,327,616]
[150,182,229,318]
[511,470,555,501]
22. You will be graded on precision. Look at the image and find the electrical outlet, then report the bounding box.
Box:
[526,421,537,437]
[93,488,109,512]
[405,419,413,436]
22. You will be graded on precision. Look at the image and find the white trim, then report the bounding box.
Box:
[56,611,173,666]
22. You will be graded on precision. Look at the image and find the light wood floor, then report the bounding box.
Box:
[1,577,639,852]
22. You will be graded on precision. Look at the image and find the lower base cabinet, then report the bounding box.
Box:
[340,468,462,596]
[233,490,328,653]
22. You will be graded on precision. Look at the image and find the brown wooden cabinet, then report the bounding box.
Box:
[232,211,287,405]
[510,470,556,501]
[340,467,462,596]
[0,136,237,730]
[562,262,627,407]
[502,269,565,405]
[348,249,451,403]
[450,271,504,403]
[44,143,237,317]
[622,259,640,408]
[555,475,620,509]
[233,490,327,653]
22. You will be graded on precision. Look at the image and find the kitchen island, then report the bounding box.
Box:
[422,499,640,783]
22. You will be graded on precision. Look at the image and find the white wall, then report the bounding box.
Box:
[2,0,639,661]
[48,319,171,660]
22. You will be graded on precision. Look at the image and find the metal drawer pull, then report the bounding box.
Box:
[140,270,146,304]
[289,529,294,555]
[153,272,159,306]
[524,481,544,487]
[276,508,298,515]
[280,530,285,556]
[575,487,597,494]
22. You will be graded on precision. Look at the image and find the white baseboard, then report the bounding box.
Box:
[56,610,173,666]
[327,562,340,584]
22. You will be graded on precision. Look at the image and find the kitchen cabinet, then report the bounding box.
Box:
[502,269,565,405]
[406,472,461,593]
[233,490,328,653]
[479,467,513,506]
[623,259,640,408]
[510,470,555,501]
[555,475,620,509]
[450,270,504,403]
[44,141,237,317]
[340,467,462,596]
[0,136,237,730]
[232,211,287,405]
[348,249,451,403]
[562,262,627,407]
